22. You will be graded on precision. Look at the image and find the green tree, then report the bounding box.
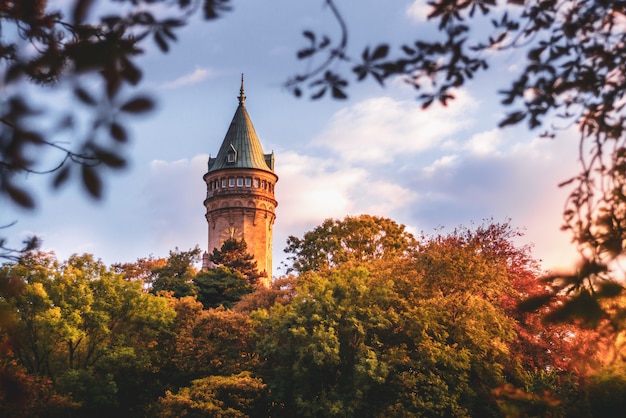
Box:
[284,214,417,274]
[0,252,176,416]
[194,266,254,309]
[258,264,514,417]
[210,238,265,285]
[258,268,397,417]
[150,247,200,297]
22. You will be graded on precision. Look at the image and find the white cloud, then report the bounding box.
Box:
[466,129,503,156]
[161,67,215,89]
[422,155,459,177]
[275,150,419,226]
[275,151,366,225]
[313,91,477,164]
[406,1,431,22]
[362,180,418,215]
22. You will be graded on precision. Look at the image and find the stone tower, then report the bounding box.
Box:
[202,77,278,286]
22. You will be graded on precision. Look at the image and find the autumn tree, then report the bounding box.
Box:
[266,217,611,415]
[234,275,299,314]
[166,297,260,385]
[153,372,267,418]
[284,214,417,274]
[112,255,167,291]
[413,222,599,415]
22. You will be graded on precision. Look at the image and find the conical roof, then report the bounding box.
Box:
[207,78,274,173]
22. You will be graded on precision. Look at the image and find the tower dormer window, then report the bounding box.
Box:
[226,144,237,164]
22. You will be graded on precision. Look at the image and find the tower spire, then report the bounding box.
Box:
[238,74,246,106]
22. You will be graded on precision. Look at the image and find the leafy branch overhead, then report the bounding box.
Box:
[0,0,231,212]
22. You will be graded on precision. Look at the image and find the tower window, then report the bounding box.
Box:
[262,180,266,189]
[227,144,237,163]
[245,177,252,187]
[253,178,260,188]
[221,178,226,188]
[237,177,243,187]
[229,178,235,187]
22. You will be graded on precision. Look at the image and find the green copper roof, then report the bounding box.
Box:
[207,78,274,173]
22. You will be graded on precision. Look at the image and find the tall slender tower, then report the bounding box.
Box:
[202,77,278,286]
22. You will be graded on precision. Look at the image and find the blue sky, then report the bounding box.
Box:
[4,0,582,276]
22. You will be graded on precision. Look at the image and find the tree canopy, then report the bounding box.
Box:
[149,247,200,297]
[1,217,625,416]
[284,214,417,274]
[0,251,175,416]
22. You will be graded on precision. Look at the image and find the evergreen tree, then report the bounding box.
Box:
[194,267,253,309]
[210,239,265,285]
